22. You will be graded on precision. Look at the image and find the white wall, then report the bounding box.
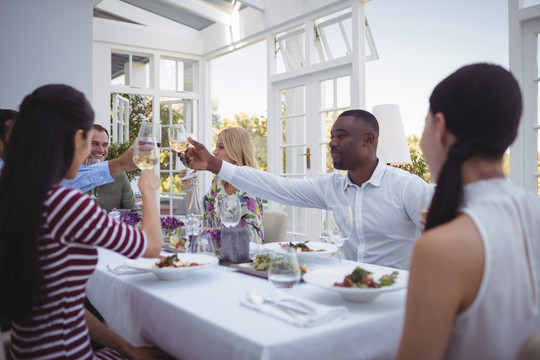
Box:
[0,0,93,110]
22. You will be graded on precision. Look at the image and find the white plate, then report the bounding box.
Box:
[302,264,408,303]
[125,253,218,281]
[263,241,338,259]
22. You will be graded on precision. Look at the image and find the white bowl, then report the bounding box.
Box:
[302,264,408,303]
[125,253,218,281]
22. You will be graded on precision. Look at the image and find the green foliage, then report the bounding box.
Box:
[212,111,268,171]
[394,135,431,183]
[107,141,140,181]
[109,94,153,143]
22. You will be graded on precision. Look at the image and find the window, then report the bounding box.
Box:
[109,50,200,215]
[111,52,151,88]
[313,10,378,63]
[275,25,305,74]
[159,58,196,92]
[319,76,350,173]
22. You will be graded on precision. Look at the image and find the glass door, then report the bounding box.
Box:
[272,66,352,241]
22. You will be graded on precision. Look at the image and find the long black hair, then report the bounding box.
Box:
[0,84,94,320]
[425,63,522,230]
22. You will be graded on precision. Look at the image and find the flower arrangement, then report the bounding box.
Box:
[119,212,142,227]
[160,216,185,242]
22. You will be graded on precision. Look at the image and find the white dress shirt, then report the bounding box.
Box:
[218,160,432,269]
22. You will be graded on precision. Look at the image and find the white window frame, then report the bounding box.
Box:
[509,1,540,194]
[111,94,130,144]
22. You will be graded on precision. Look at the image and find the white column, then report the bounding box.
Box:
[0,0,93,109]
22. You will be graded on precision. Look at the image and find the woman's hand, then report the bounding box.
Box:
[138,169,160,194]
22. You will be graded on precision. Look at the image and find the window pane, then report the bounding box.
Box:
[131,55,150,88]
[283,146,306,174]
[160,172,171,193]
[281,116,306,145]
[320,79,334,111]
[160,59,176,91]
[276,27,305,74]
[321,23,348,59]
[171,172,184,193]
[160,148,170,171]
[336,76,350,108]
[183,61,194,92]
[281,86,305,116]
[111,53,128,86]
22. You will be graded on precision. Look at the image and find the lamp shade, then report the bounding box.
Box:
[372,104,411,165]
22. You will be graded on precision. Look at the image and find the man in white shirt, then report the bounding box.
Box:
[185,109,432,269]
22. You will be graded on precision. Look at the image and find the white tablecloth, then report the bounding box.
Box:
[87,248,407,360]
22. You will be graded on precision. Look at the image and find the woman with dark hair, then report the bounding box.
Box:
[0,84,162,359]
[397,63,540,359]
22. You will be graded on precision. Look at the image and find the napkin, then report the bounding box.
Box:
[240,293,348,327]
[107,263,144,275]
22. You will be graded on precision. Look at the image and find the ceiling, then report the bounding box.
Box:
[94,0,257,31]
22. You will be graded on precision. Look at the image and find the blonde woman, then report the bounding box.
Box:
[184,127,264,243]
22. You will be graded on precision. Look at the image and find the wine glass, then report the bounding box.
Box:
[268,247,301,290]
[133,136,159,170]
[322,205,353,263]
[85,158,101,200]
[219,196,241,228]
[138,122,159,140]
[168,124,196,180]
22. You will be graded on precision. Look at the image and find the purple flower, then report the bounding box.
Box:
[160,216,185,231]
[119,212,141,226]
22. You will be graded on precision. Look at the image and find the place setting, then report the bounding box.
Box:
[239,246,349,327]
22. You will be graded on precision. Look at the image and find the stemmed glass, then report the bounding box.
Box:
[268,247,301,290]
[322,205,353,263]
[133,123,159,171]
[218,196,241,228]
[168,124,196,180]
[85,159,100,200]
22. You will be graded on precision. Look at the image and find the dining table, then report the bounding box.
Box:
[86,247,408,360]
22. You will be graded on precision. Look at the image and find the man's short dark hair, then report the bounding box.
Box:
[339,109,379,137]
[0,109,18,144]
[93,124,109,138]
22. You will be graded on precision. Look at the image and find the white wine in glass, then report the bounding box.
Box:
[133,137,159,170]
[168,124,196,180]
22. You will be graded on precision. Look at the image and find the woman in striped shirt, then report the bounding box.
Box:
[0,84,162,359]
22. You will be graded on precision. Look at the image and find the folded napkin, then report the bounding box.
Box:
[240,292,348,327]
[107,263,144,275]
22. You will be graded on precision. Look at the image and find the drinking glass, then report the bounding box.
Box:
[85,159,100,200]
[219,196,241,228]
[323,205,353,263]
[168,124,196,180]
[268,248,301,290]
[133,136,159,170]
[138,122,159,140]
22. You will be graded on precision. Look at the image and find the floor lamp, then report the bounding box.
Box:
[372,104,411,165]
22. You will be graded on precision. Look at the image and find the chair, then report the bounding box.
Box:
[518,332,540,360]
[262,210,288,243]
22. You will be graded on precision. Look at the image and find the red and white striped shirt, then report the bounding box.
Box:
[9,186,147,359]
